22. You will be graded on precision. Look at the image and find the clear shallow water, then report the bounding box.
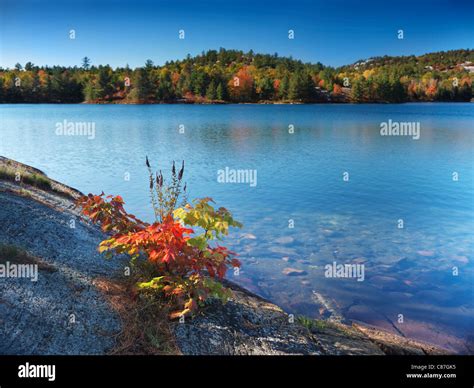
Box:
[1,103,473,352]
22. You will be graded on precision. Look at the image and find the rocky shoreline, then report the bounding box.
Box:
[0,157,450,355]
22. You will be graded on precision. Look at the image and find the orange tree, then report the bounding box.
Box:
[77,157,242,318]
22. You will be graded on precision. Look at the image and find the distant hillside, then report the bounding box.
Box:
[0,48,473,104]
[351,49,474,70]
[338,49,474,102]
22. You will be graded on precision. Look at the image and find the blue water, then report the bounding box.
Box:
[1,103,473,352]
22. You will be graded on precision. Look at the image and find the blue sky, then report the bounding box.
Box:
[1,0,473,69]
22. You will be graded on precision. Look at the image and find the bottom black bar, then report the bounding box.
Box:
[0,355,472,387]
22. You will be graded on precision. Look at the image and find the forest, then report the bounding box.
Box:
[0,48,472,104]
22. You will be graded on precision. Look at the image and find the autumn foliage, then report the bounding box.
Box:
[228,65,255,102]
[332,84,343,95]
[77,158,242,318]
[3,49,473,104]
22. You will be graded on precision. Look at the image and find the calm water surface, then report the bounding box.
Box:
[1,104,473,352]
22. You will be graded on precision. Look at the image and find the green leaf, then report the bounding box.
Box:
[188,235,207,250]
[137,276,165,290]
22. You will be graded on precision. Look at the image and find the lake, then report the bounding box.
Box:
[1,103,473,353]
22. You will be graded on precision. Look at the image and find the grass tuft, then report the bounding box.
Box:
[297,316,329,331]
[0,166,52,190]
[93,277,179,355]
[0,244,56,272]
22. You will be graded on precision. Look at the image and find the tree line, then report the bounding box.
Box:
[0,48,472,104]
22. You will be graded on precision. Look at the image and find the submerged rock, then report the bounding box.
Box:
[274,236,294,244]
[417,250,435,257]
[311,291,345,323]
[268,246,298,256]
[282,267,308,276]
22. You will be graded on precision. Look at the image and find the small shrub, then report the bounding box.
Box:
[77,157,242,318]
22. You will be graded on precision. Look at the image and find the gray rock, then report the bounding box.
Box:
[0,179,123,355]
[174,281,322,355]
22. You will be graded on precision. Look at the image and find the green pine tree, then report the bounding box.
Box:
[206,80,217,100]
